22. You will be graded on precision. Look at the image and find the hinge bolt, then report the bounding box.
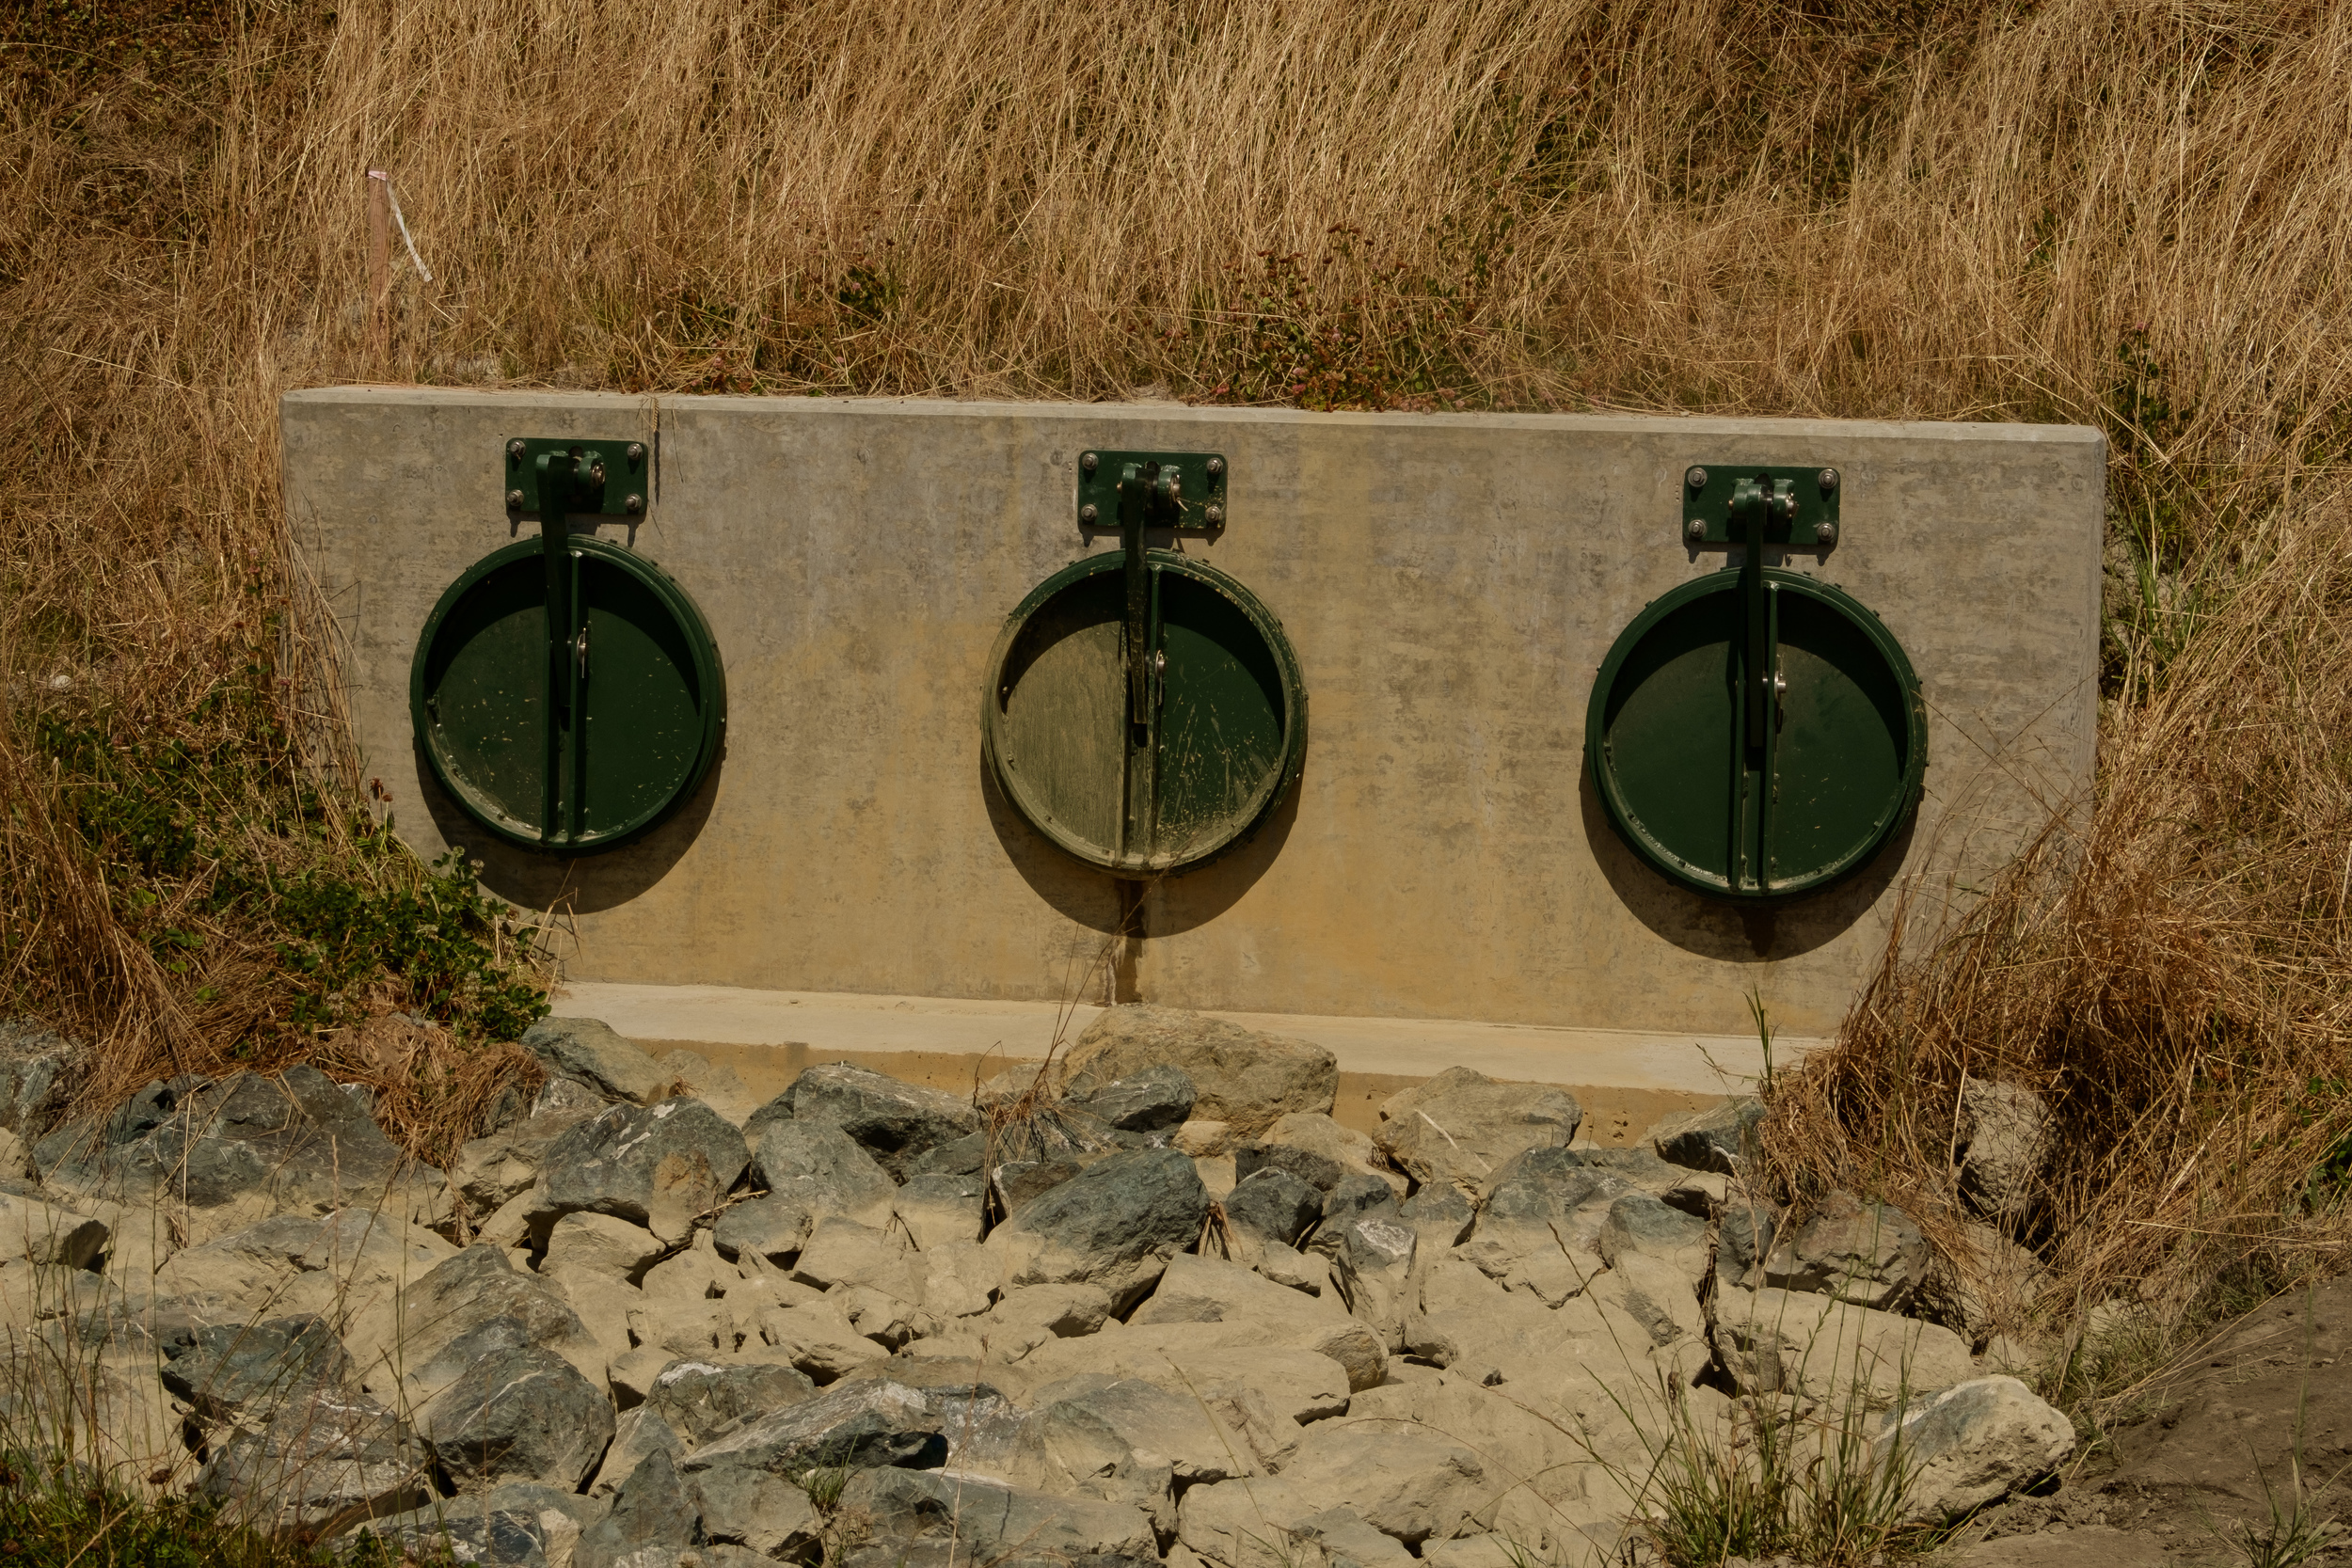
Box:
[626,494,644,515]
[1206,457,1224,478]
[1816,520,1836,544]
[1205,504,1225,525]
[589,462,607,485]
[1685,467,1708,489]
[1818,467,1839,493]
[506,489,525,509]
[507,439,526,459]
[1079,503,1099,525]
[1687,518,1707,542]
[1081,452,1099,474]
[626,442,645,461]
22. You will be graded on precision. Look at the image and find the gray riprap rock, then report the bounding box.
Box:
[344,1243,602,1400]
[1647,1098,1765,1175]
[747,1121,897,1229]
[1455,1149,1625,1303]
[535,1075,612,1119]
[1717,1201,1780,1286]
[453,1110,598,1216]
[160,1312,353,1423]
[1397,1182,1475,1248]
[677,1377,953,1479]
[1235,1139,1343,1193]
[907,1131,987,1178]
[1586,1253,1705,1349]
[540,1098,749,1243]
[837,1465,1157,1568]
[543,1211,669,1282]
[765,1062,980,1181]
[591,1406,684,1501]
[1597,1192,1710,1281]
[369,1502,552,1567]
[894,1171,984,1249]
[791,1215,920,1298]
[1277,1426,1483,1545]
[1019,1325,1350,1428]
[1919,1220,2050,1347]
[34,1066,441,1241]
[1317,1171,1402,1232]
[521,1018,671,1106]
[1261,1112,1407,1196]
[0,1023,72,1136]
[1290,1507,1417,1568]
[992,1157,1084,1214]
[577,1447,703,1568]
[1117,1255,1389,1392]
[691,1462,820,1560]
[1179,1475,1319,1568]
[1224,1166,1323,1247]
[1712,1286,1974,1402]
[1373,1068,1581,1194]
[645,1356,818,1446]
[969,1281,1116,1359]
[712,1193,814,1264]
[421,1339,617,1492]
[1957,1082,2051,1222]
[1873,1374,2073,1522]
[1758,1190,1931,1309]
[993,1147,1210,1309]
[197,1387,431,1537]
[1070,1063,1198,1133]
[0,1191,108,1268]
[1015,1372,1259,1491]
[1062,1006,1337,1135]
[1322,1213,1418,1354]
[749,1300,890,1382]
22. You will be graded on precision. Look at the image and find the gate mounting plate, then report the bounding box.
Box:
[1682,464,1841,547]
[1077,451,1228,531]
[505,437,654,517]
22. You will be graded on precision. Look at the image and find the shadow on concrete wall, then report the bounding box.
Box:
[977,748,1299,939]
[1577,761,1913,962]
[414,733,723,916]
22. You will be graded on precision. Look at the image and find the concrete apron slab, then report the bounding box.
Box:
[558,980,1809,1144]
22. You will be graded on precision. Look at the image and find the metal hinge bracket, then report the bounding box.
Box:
[504,437,655,519]
[1076,451,1227,532]
[1681,464,1841,548]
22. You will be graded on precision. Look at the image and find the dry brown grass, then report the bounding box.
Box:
[4,0,2351,1285]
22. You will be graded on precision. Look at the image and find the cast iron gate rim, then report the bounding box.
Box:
[409,533,728,856]
[1584,566,1928,903]
[981,547,1309,878]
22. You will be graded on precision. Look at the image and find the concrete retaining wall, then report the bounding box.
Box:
[286,389,2102,1041]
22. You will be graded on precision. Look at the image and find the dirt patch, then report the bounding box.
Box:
[1954,1276,2352,1564]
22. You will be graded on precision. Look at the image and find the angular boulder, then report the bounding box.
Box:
[993,1147,1209,1309]
[576,1447,703,1568]
[1259,1111,1406,1196]
[452,1110,598,1216]
[0,1190,109,1269]
[712,1193,814,1265]
[837,1465,1157,1568]
[1757,1190,1931,1309]
[521,1018,672,1107]
[421,1340,617,1492]
[1646,1098,1764,1175]
[197,1386,431,1537]
[1712,1286,1974,1403]
[761,1062,980,1181]
[678,1377,954,1479]
[36,1066,441,1242]
[1873,1374,2074,1523]
[1063,1006,1337,1135]
[1957,1081,2051,1222]
[160,1312,355,1424]
[746,1120,898,1229]
[1373,1069,1580,1193]
[1068,1063,1198,1134]
[343,1243,603,1398]
[540,1098,749,1243]
[1278,1425,1485,1545]
[1224,1166,1324,1247]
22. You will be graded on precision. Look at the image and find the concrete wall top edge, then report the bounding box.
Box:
[281,385,2105,451]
